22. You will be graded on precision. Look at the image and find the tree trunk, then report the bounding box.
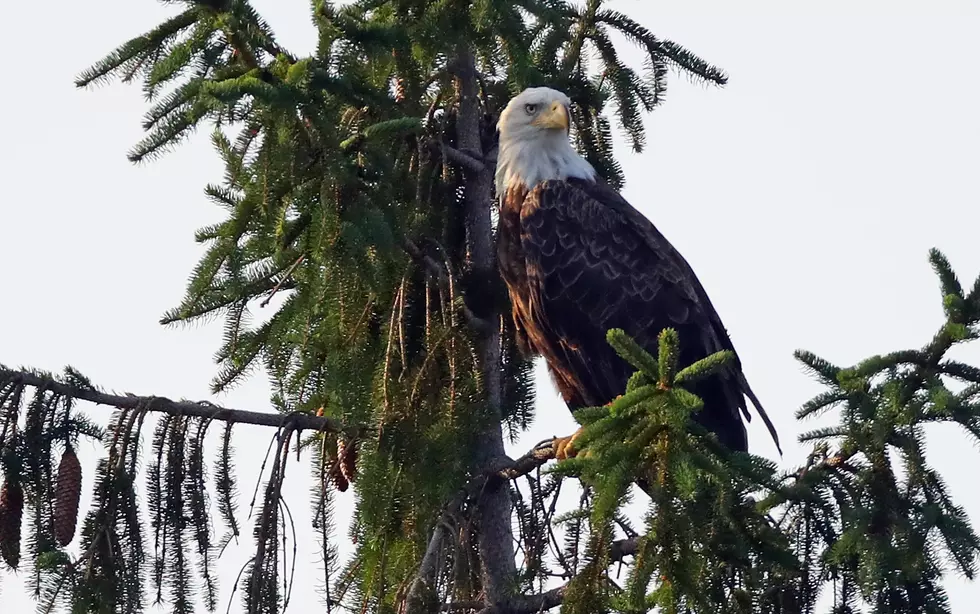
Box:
[453,46,516,606]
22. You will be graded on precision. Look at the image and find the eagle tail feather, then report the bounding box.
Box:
[739,373,782,456]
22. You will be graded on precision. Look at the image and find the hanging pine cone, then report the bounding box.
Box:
[0,479,23,569]
[338,436,358,485]
[394,77,407,103]
[327,460,349,493]
[54,446,82,547]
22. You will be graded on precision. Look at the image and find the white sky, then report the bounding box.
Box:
[2,0,978,611]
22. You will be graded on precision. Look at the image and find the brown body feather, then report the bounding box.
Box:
[498,177,780,454]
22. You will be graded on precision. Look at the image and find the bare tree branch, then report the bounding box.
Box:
[610,536,639,562]
[0,368,358,435]
[439,142,485,174]
[259,253,305,308]
[478,585,567,614]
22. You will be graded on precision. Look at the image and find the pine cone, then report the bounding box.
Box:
[327,461,349,493]
[0,479,23,569]
[54,446,82,547]
[338,437,358,485]
[394,77,407,103]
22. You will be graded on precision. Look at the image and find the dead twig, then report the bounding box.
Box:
[260,254,306,308]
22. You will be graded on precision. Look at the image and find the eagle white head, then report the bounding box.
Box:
[495,86,597,199]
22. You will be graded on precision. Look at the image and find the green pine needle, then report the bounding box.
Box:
[656,327,680,388]
[362,117,423,140]
[606,328,661,380]
[929,247,963,300]
[793,349,843,386]
[674,350,734,386]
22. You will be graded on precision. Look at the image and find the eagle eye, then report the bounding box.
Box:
[523,103,537,115]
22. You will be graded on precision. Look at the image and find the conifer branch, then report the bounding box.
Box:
[794,444,858,478]
[0,368,357,436]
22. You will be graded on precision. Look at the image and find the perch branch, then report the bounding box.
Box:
[410,435,642,613]
[406,437,559,612]
[0,368,359,436]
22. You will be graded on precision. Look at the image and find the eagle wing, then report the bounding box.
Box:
[519,178,780,453]
[570,178,782,453]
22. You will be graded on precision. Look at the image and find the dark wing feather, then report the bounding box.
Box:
[564,178,782,454]
[520,178,779,453]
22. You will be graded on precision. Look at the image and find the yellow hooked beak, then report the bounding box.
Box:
[532,100,570,131]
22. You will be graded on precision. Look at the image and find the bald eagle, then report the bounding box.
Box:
[495,86,780,457]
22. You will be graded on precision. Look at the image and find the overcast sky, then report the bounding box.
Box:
[2,0,978,611]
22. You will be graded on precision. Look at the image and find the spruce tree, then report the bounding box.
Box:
[1,1,978,613]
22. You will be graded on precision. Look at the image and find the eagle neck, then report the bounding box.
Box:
[495,134,596,199]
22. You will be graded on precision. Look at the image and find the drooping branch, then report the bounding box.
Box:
[0,367,357,435]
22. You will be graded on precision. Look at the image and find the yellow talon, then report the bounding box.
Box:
[554,427,584,460]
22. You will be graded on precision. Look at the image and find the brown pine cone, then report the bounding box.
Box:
[54,446,82,547]
[0,479,24,569]
[394,77,407,103]
[338,437,357,485]
[327,460,349,493]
